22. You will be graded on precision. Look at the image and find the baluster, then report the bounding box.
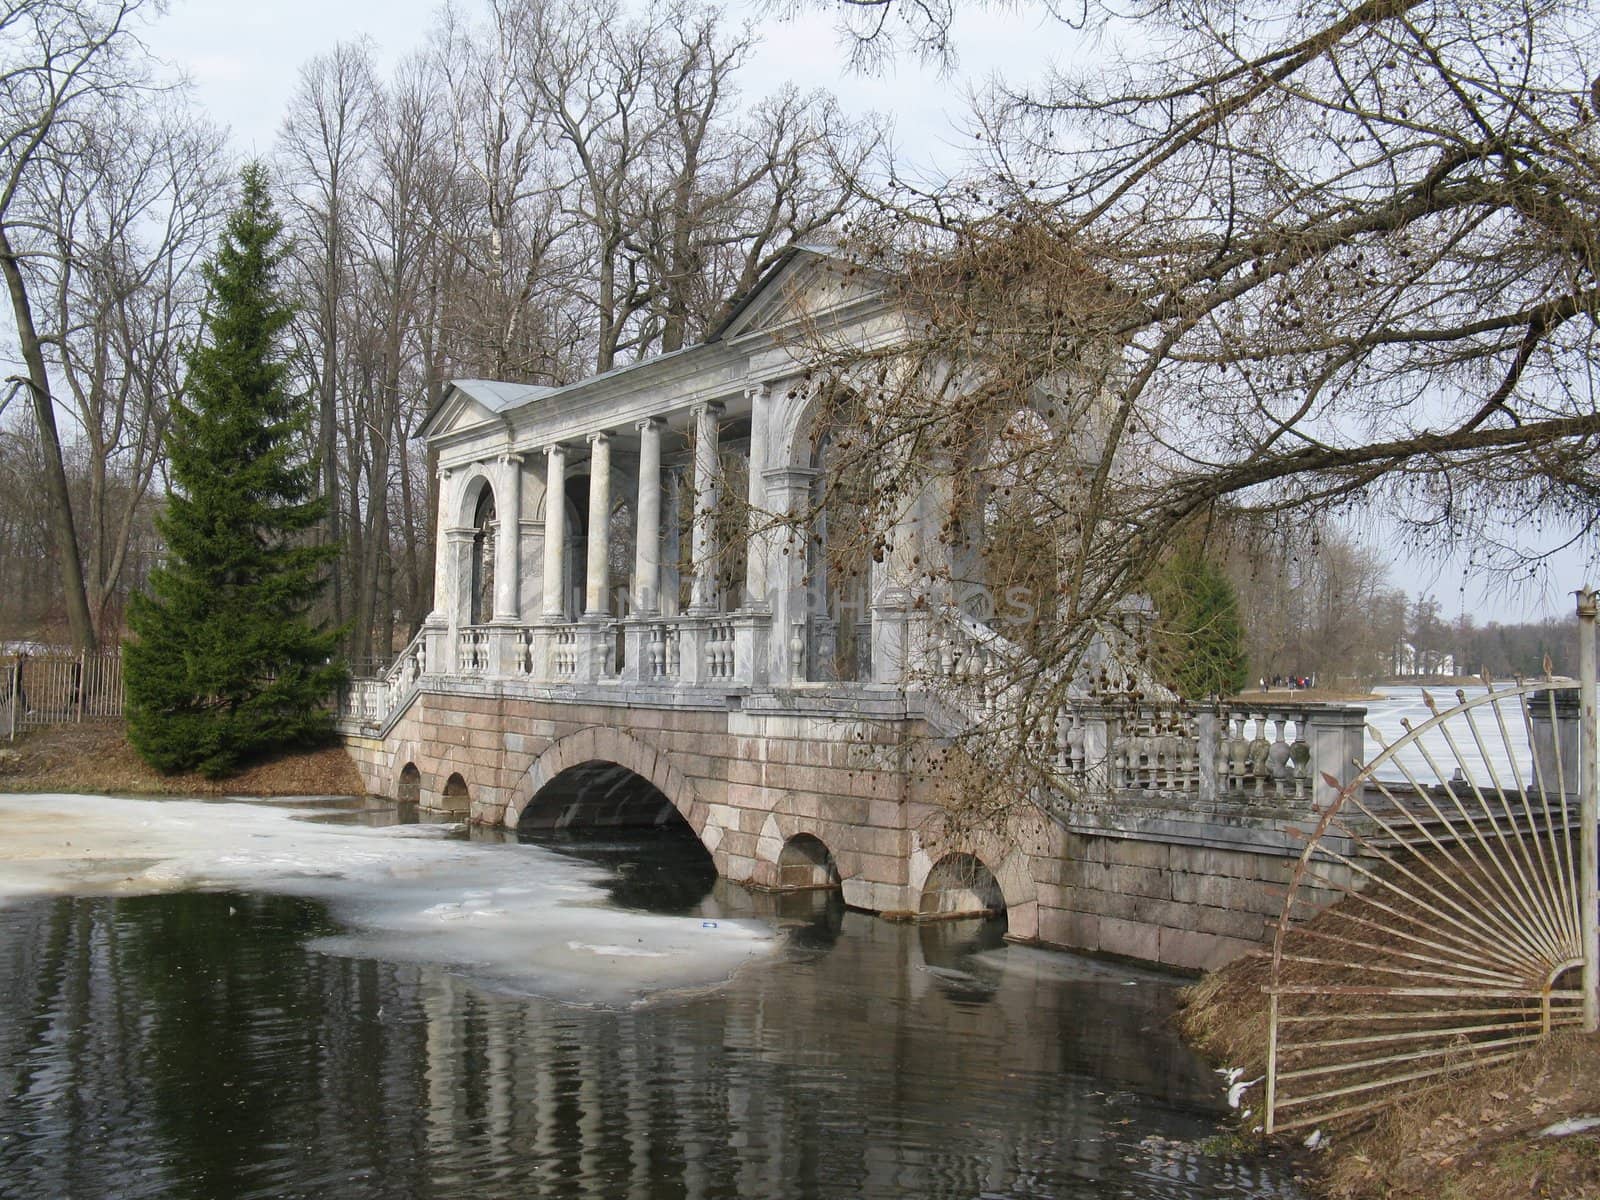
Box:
[1228,717,1249,793]
[1249,716,1271,799]
[1267,716,1291,796]
[1289,719,1312,800]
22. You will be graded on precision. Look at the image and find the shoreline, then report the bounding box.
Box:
[0,721,366,798]
[1177,945,1600,1197]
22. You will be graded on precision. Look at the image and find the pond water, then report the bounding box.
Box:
[0,793,1305,1200]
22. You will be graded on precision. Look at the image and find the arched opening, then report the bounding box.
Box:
[950,406,1068,653]
[777,833,841,890]
[517,759,715,913]
[470,487,496,625]
[807,423,872,681]
[397,763,421,804]
[919,853,1007,922]
[564,474,588,618]
[442,772,470,815]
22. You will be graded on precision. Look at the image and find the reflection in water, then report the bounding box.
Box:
[516,822,720,913]
[0,824,1303,1200]
[772,888,847,953]
[293,794,423,826]
[918,916,1008,1005]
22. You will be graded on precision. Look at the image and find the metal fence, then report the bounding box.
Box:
[2,652,125,740]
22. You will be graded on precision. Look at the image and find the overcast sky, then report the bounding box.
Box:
[144,0,1060,161]
[140,0,1593,625]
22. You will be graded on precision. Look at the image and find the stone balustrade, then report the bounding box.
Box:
[915,605,1364,814]
[641,621,681,680]
[458,627,491,675]
[341,610,774,734]
[349,601,1363,821]
[1056,704,1331,809]
[1056,700,1361,812]
[705,621,737,681]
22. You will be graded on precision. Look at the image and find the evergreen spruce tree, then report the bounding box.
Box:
[125,163,344,777]
[1152,549,1250,700]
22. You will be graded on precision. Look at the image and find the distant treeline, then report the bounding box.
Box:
[1430,617,1577,680]
[1221,521,1583,686]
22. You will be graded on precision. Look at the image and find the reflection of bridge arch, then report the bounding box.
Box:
[507,726,714,858]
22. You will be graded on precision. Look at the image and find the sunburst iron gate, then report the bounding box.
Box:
[1263,591,1598,1135]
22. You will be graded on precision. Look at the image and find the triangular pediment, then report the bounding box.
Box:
[415,388,495,441]
[415,379,554,441]
[711,245,886,343]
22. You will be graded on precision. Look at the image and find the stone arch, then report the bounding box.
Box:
[420,737,482,817]
[451,467,497,529]
[384,739,423,795]
[777,833,841,890]
[918,852,1005,918]
[442,771,470,815]
[909,814,1043,938]
[774,373,872,470]
[772,380,873,682]
[397,762,422,805]
[773,376,823,470]
[506,725,712,853]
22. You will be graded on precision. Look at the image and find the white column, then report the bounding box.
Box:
[542,444,566,618]
[430,467,454,621]
[742,383,769,609]
[585,432,611,616]
[689,401,722,612]
[493,453,522,621]
[633,417,663,615]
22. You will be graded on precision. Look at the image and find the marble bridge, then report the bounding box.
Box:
[338,246,1367,972]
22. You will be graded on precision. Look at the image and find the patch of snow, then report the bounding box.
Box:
[0,792,774,1007]
[1538,1116,1600,1138]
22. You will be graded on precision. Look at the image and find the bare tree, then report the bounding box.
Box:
[0,0,163,652]
[635,18,878,351]
[36,100,228,631]
[430,0,581,382]
[518,0,665,373]
[280,41,378,635]
[796,0,1600,775]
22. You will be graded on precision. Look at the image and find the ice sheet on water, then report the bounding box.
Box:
[1365,686,1533,783]
[0,792,774,1007]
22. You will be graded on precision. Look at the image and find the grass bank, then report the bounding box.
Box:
[0,721,365,797]
[1179,943,1600,1198]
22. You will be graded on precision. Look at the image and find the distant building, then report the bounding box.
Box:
[1392,642,1455,677]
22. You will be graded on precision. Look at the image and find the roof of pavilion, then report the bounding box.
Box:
[413,241,876,442]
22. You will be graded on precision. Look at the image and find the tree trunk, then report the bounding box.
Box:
[0,224,96,652]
